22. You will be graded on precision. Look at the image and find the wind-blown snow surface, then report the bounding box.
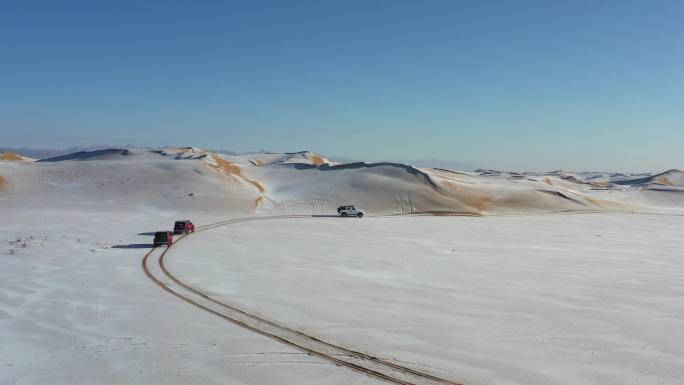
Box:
[1,147,684,385]
[167,214,684,385]
[0,211,383,385]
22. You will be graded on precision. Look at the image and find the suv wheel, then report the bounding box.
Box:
[357,212,364,218]
[341,212,348,217]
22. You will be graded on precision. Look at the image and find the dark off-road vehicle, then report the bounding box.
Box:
[174,220,195,234]
[153,231,173,247]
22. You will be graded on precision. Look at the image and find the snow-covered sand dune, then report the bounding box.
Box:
[3,147,682,216]
[1,146,683,385]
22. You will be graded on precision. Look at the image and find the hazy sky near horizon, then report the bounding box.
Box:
[1,0,683,171]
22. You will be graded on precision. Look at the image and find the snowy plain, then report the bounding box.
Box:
[0,209,384,385]
[168,214,684,385]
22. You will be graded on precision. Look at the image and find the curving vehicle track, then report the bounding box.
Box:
[142,215,464,385]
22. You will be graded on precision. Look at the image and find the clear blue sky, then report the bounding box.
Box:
[1,0,683,171]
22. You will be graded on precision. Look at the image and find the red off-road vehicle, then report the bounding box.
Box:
[174,220,195,234]
[153,231,173,247]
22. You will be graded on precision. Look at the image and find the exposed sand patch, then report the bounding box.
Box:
[0,151,27,161]
[308,154,327,166]
[0,175,8,190]
[584,197,628,210]
[439,180,492,212]
[590,181,611,188]
[208,154,266,193]
[435,177,604,213]
[208,154,242,175]
[253,196,264,211]
[655,177,674,186]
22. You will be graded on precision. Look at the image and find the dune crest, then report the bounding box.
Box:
[249,151,335,167]
[0,151,32,162]
[158,146,267,195]
[38,149,131,162]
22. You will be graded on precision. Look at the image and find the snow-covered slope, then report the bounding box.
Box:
[1,148,258,215]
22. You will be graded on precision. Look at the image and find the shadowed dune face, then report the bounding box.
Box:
[610,170,684,188]
[38,149,130,162]
[163,146,207,159]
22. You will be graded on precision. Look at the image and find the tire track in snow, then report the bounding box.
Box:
[143,215,464,385]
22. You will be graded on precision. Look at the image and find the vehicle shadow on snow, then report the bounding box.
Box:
[111,243,153,249]
[137,232,157,236]
[311,214,344,217]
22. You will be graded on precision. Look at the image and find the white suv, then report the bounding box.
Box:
[337,205,365,218]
